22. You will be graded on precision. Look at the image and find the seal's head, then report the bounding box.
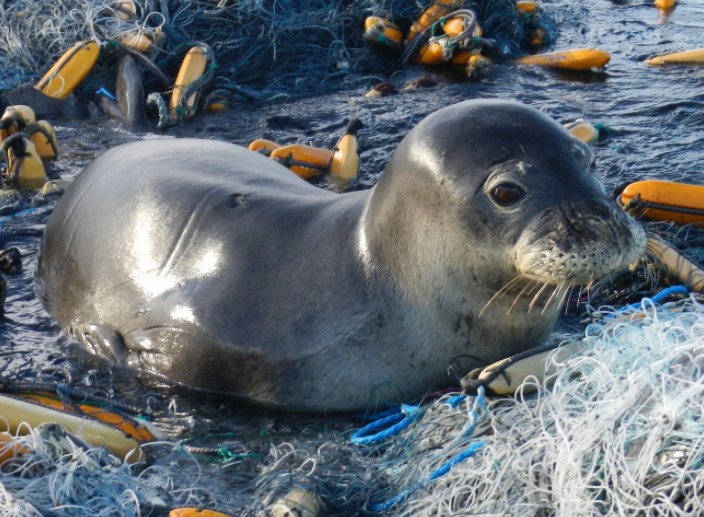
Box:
[364,99,645,320]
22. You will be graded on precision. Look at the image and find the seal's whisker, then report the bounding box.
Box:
[510,279,539,314]
[528,281,551,312]
[542,280,568,315]
[481,275,525,316]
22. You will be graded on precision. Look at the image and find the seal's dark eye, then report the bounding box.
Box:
[491,183,525,206]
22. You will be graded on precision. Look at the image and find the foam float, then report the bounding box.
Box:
[654,0,676,10]
[515,48,610,70]
[363,16,403,53]
[329,118,363,182]
[170,44,212,118]
[646,48,704,66]
[0,391,160,463]
[620,180,704,226]
[35,41,100,99]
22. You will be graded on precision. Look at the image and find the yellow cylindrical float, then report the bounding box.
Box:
[564,119,599,144]
[647,236,704,292]
[170,45,212,118]
[117,30,154,53]
[270,144,333,179]
[363,16,403,53]
[515,48,611,70]
[0,105,36,141]
[654,0,676,10]
[248,139,281,156]
[619,180,704,226]
[406,0,465,43]
[516,0,540,14]
[35,41,100,99]
[29,120,60,162]
[329,118,363,182]
[2,134,48,191]
[169,509,233,517]
[645,48,704,66]
[0,394,154,463]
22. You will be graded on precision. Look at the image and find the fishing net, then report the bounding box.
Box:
[0,0,558,98]
[2,295,702,515]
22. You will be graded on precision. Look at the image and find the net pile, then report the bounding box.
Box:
[0,0,557,97]
[1,299,702,515]
[367,298,704,515]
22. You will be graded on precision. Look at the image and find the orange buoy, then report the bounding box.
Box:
[515,48,611,70]
[329,118,363,182]
[248,139,281,156]
[16,392,160,444]
[620,180,704,226]
[364,16,403,53]
[168,508,233,517]
[406,0,465,43]
[0,432,27,465]
[35,41,100,99]
[645,48,704,66]
[654,0,675,10]
[270,144,333,179]
[516,1,540,14]
[647,236,704,292]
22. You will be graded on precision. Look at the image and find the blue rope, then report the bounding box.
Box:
[350,403,422,445]
[95,87,117,101]
[368,441,486,512]
[622,285,688,311]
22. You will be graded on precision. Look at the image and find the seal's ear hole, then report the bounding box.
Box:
[490,183,525,207]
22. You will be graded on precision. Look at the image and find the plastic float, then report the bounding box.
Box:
[619,180,704,226]
[0,105,60,190]
[170,44,213,118]
[1,134,47,190]
[515,0,540,14]
[564,119,600,144]
[329,118,363,183]
[363,16,403,53]
[646,236,704,292]
[248,119,361,183]
[269,488,322,517]
[270,144,334,179]
[646,48,704,66]
[515,48,610,70]
[405,0,465,44]
[0,392,160,463]
[168,508,233,517]
[35,40,100,99]
[654,0,676,10]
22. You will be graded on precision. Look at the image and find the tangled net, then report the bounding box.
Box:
[1,298,702,515]
[0,0,557,97]
[363,297,704,515]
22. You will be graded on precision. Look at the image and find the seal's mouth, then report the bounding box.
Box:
[512,200,647,287]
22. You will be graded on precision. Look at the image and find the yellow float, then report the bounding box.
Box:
[515,48,610,70]
[619,180,704,226]
[329,118,363,182]
[35,41,100,99]
[654,0,675,10]
[406,0,465,43]
[170,44,213,118]
[270,144,333,179]
[645,48,704,66]
[0,393,160,463]
[2,134,48,191]
[363,16,403,53]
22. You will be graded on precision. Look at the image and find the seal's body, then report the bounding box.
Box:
[36,100,645,411]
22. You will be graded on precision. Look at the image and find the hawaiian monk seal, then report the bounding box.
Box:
[35,99,645,412]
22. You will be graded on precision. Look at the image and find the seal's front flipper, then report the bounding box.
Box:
[67,323,130,364]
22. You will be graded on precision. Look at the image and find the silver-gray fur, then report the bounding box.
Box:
[35,100,645,412]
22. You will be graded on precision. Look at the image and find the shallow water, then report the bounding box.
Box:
[1,0,703,515]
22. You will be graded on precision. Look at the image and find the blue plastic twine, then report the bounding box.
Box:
[350,403,422,445]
